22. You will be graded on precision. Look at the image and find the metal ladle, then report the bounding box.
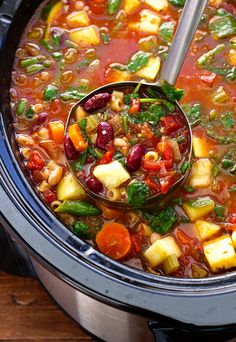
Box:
[65,0,208,208]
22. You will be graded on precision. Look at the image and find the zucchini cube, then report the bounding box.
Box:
[183,197,215,221]
[57,172,86,201]
[203,235,236,273]
[93,161,130,190]
[189,158,213,188]
[192,136,209,158]
[69,26,100,47]
[144,236,181,267]
[135,56,161,81]
[195,220,220,241]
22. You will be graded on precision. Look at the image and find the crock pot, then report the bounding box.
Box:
[1,1,236,341]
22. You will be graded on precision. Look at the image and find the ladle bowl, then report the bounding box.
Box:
[64,0,208,209]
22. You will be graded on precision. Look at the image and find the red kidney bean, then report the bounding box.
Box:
[127,143,146,172]
[36,112,49,125]
[96,122,114,150]
[83,93,111,112]
[64,135,79,160]
[86,176,103,193]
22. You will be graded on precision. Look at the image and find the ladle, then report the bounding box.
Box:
[65,0,208,208]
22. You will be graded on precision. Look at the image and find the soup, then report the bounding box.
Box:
[11,0,236,277]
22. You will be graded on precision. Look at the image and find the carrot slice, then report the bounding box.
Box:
[96,223,132,260]
[68,123,87,152]
[49,121,65,144]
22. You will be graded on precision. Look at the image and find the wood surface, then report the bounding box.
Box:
[0,272,94,341]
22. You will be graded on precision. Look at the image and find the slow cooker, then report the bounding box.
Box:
[1,1,236,341]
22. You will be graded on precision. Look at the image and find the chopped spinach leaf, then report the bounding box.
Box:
[180,161,190,174]
[73,220,91,239]
[168,0,185,7]
[211,204,225,221]
[124,93,139,105]
[60,89,85,101]
[142,207,177,234]
[221,112,235,129]
[127,181,150,207]
[101,32,110,44]
[159,81,184,102]
[135,104,166,125]
[182,103,202,126]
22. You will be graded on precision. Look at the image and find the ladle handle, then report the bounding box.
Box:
[160,0,208,85]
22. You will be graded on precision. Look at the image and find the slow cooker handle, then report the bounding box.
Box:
[149,321,177,342]
[0,0,22,20]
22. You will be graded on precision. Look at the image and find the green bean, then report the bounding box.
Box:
[26,63,45,74]
[20,57,39,68]
[197,44,225,66]
[108,0,121,15]
[55,200,102,216]
[16,99,28,116]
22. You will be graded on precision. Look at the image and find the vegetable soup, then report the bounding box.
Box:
[11,0,236,277]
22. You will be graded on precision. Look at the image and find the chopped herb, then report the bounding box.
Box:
[25,106,35,119]
[211,204,225,221]
[51,28,63,46]
[71,149,88,171]
[135,104,166,125]
[176,136,186,143]
[182,103,202,126]
[180,161,190,174]
[172,197,183,206]
[52,51,63,60]
[213,164,220,177]
[159,21,175,42]
[44,84,58,101]
[101,32,110,44]
[114,151,126,166]
[40,38,54,52]
[124,93,139,105]
[229,185,236,192]
[127,51,150,73]
[221,112,235,129]
[142,207,177,234]
[168,0,185,7]
[78,118,87,137]
[184,185,196,193]
[108,0,121,15]
[127,181,150,207]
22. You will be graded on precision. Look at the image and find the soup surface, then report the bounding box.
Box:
[11,0,236,277]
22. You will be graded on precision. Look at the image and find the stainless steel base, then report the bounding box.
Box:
[31,259,154,342]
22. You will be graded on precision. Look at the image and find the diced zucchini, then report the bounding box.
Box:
[66,10,90,27]
[129,10,161,34]
[144,0,168,11]
[69,26,100,47]
[124,0,142,14]
[183,197,215,221]
[228,49,236,66]
[203,235,236,273]
[86,114,100,133]
[163,254,179,275]
[44,1,63,41]
[93,160,130,190]
[189,159,213,189]
[210,16,236,40]
[57,172,86,201]
[195,220,220,241]
[192,136,209,158]
[213,86,230,103]
[232,231,236,249]
[135,56,161,81]
[144,235,181,267]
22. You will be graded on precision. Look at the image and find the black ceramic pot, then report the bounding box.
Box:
[1,1,236,341]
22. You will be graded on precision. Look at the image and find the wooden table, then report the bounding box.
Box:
[0,272,94,341]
